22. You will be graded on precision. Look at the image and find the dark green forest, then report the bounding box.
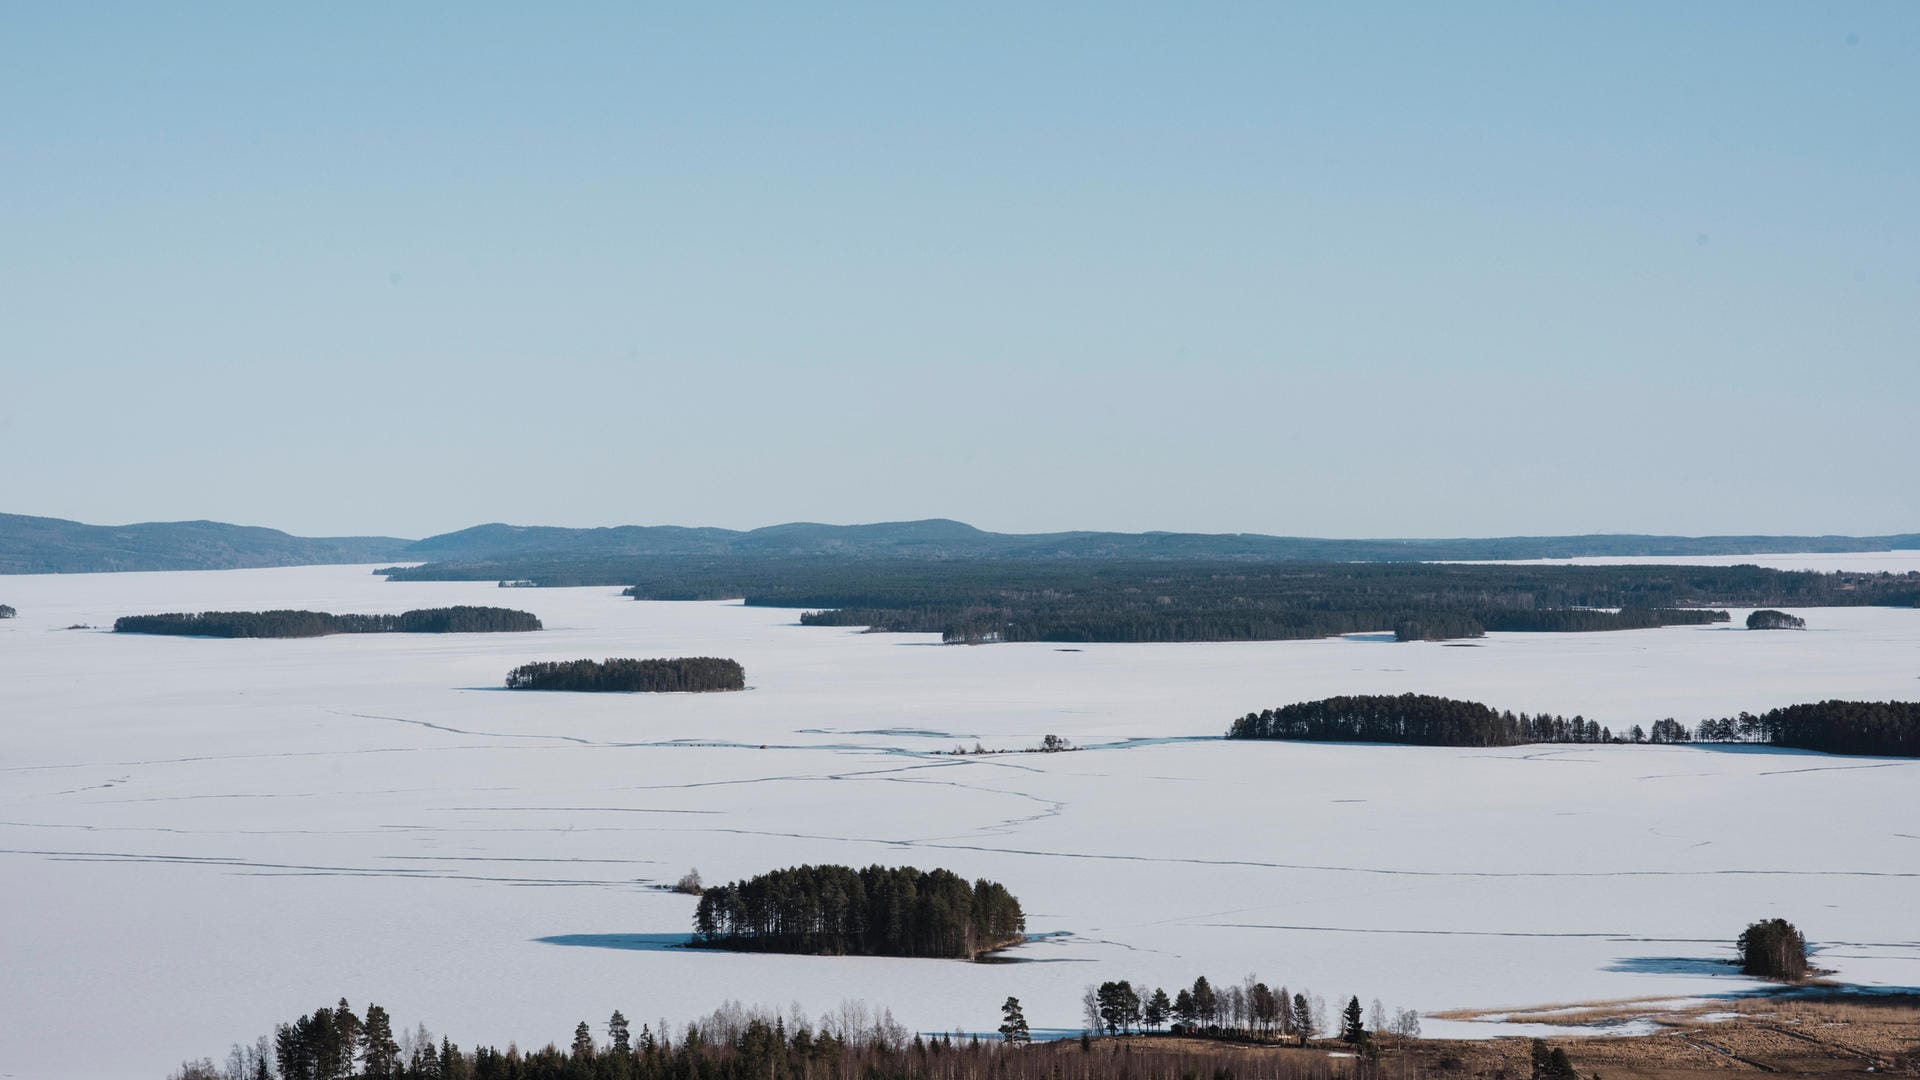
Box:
[1698,701,1920,757]
[1230,695,1920,757]
[504,658,745,693]
[692,865,1025,959]
[1228,695,1614,746]
[376,557,1916,644]
[113,607,542,638]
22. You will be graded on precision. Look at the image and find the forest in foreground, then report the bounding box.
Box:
[376,557,1918,644]
[114,607,542,638]
[1228,694,1920,757]
[167,977,1426,1080]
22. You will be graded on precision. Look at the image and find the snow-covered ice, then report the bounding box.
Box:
[3,563,1918,1078]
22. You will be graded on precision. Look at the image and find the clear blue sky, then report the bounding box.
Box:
[3,4,1915,540]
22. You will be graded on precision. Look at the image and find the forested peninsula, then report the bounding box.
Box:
[1228,694,1920,757]
[376,556,1918,645]
[505,657,745,693]
[114,607,541,638]
[692,864,1025,959]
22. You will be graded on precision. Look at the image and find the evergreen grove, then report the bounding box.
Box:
[504,658,745,693]
[1228,694,1920,757]
[114,607,542,638]
[692,865,1024,959]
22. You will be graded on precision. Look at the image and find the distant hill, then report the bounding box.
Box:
[396,518,1920,567]
[8,512,1919,575]
[0,513,411,574]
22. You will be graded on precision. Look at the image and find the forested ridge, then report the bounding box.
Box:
[692,864,1025,959]
[387,516,1920,566]
[374,557,1915,645]
[1229,694,1920,756]
[114,607,542,638]
[505,658,745,693]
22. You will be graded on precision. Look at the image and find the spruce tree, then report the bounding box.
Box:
[1145,988,1171,1032]
[1341,996,1366,1044]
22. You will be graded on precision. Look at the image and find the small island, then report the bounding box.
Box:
[1228,693,1611,747]
[1738,917,1810,981]
[0,604,15,619]
[1747,609,1807,630]
[504,657,745,692]
[692,864,1025,959]
[113,606,542,638]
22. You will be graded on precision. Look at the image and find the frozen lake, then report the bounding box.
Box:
[3,563,1918,1078]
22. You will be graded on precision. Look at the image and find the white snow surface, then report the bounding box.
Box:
[3,563,1920,1078]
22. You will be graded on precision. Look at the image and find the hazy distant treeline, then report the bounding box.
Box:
[1230,694,1920,757]
[693,865,1025,960]
[113,607,542,638]
[504,657,745,693]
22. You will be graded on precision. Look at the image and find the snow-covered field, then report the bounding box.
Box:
[3,563,1918,1078]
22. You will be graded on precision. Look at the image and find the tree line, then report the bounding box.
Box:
[375,554,1920,645]
[1229,695,1615,747]
[114,607,542,638]
[692,864,1024,959]
[1228,694,1920,757]
[504,658,745,693]
[170,994,1434,1080]
[1066,974,1420,1050]
[1698,700,1920,757]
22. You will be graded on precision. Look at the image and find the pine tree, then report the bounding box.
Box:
[1291,994,1313,1047]
[1144,988,1171,1032]
[572,1021,596,1061]
[1192,976,1217,1032]
[608,1011,632,1056]
[998,997,1031,1046]
[1172,989,1197,1031]
[360,1005,400,1080]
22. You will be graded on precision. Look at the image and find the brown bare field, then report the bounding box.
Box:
[1066,996,1920,1079]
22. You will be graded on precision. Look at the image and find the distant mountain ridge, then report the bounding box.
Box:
[7,512,1920,575]
[400,518,1920,565]
[0,513,411,574]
